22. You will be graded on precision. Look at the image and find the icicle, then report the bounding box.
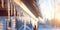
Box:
[1,0,4,8]
[7,0,10,26]
[12,5,16,30]
[23,11,26,30]
[11,5,16,30]
[7,0,11,30]
[14,6,16,17]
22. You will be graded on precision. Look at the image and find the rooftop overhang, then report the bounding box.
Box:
[21,0,40,18]
[14,0,39,21]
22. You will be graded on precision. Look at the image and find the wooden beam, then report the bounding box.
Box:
[21,0,40,17]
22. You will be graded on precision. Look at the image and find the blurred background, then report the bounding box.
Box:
[0,0,60,30]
